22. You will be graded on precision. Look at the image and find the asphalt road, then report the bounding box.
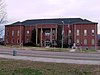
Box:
[0,47,100,60]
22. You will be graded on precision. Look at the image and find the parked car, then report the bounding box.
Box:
[0,41,4,45]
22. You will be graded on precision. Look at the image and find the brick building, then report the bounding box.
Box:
[5,18,98,49]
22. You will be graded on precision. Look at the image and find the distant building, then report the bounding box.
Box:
[5,18,98,49]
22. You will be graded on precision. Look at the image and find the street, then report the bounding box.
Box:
[0,47,100,60]
[0,47,100,65]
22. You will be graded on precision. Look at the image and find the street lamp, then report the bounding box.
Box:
[61,21,64,48]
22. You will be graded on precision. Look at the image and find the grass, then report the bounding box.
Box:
[80,49,96,53]
[0,58,100,75]
[0,45,70,52]
[0,45,97,53]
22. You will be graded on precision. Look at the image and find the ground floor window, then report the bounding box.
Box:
[17,39,19,44]
[92,39,95,45]
[84,39,87,45]
[12,39,14,44]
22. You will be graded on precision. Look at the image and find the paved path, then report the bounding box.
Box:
[0,54,100,65]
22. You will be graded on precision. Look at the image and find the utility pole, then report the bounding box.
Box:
[61,21,64,48]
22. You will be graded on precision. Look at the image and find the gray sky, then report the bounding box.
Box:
[5,0,100,33]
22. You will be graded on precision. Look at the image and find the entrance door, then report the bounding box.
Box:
[45,39,50,47]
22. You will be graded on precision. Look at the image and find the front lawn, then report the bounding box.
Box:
[0,58,100,75]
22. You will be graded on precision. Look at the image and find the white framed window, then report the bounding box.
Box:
[84,30,87,36]
[6,30,9,36]
[92,29,95,36]
[69,30,71,34]
[92,39,95,45]
[27,30,30,34]
[45,30,50,36]
[17,30,20,36]
[6,39,8,43]
[84,39,87,45]
[77,39,80,44]
[12,31,14,36]
[77,30,80,36]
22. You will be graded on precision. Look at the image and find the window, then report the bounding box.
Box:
[6,39,8,44]
[17,30,20,36]
[12,39,14,44]
[27,30,30,34]
[17,39,19,44]
[77,30,79,36]
[77,39,79,44]
[6,30,9,36]
[12,31,14,36]
[45,30,50,36]
[84,39,87,45]
[69,30,71,34]
[26,39,29,43]
[92,29,95,36]
[84,30,87,36]
[92,39,95,45]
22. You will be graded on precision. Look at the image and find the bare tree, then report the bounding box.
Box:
[0,0,7,24]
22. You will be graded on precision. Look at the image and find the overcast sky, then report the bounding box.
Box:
[5,0,100,33]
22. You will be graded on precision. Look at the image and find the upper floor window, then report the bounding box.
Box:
[27,30,30,34]
[12,31,14,36]
[45,30,50,36]
[77,30,80,36]
[17,30,20,36]
[84,30,87,36]
[92,29,95,36]
[68,30,71,36]
[69,30,71,34]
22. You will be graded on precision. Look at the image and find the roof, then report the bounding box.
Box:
[8,18,98,26]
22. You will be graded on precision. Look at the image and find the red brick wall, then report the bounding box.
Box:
[24,25,35,43]
[5,23,97,49]
[73,24,97,48]
[5,25,24,45]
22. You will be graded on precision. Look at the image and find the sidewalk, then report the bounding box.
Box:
[0,54,100,65]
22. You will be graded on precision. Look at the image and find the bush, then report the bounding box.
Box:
[23,42,36,47]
